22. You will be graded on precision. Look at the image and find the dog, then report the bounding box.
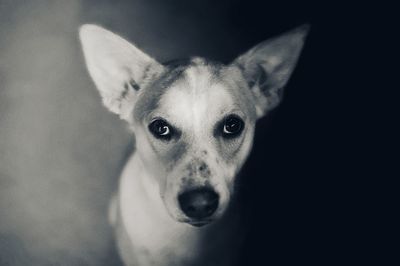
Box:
[79,23,308,266]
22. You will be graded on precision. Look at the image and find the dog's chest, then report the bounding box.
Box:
[115,207,204,266]
[116,199,236,266]
[116,213,240,266]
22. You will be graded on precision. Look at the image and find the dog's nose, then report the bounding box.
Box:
[178,188,219,219]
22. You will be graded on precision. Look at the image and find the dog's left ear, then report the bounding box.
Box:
[233,24,309,118]
[79,24,164,121]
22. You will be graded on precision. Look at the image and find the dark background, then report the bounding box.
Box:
[0,0,380,265]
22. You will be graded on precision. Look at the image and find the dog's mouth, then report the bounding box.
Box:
[179,217,214,227]
[187,220,212,227]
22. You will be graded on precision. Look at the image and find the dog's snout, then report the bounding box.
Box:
[178,188,219,219]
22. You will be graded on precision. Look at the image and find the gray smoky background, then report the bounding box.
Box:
[0,1,243,264]
[0,0,314,265]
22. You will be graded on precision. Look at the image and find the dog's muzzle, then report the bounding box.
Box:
[178,188,219,226]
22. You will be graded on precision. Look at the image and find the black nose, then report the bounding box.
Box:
[178,188,219,219]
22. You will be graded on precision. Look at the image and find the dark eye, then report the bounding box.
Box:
[222,115,244,137]
[149,119,173,140]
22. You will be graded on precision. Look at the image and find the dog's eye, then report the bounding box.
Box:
[222,115,244,137]
[149,119,173,140]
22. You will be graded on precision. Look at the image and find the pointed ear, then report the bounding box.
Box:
[79,24,164,121]
[233,24,309,118]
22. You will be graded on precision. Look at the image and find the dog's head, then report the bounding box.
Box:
[79,24,308,226]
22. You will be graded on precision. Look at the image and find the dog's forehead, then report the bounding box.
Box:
[158,67,235,128]
[134,57,256,123]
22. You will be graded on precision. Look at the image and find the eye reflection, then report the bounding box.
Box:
[221,115,244,138]
[149,119,173,140]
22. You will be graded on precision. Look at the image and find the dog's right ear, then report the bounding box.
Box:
[79,24,164,121]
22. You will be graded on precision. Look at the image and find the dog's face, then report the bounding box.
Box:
[79,24,308,226]
[132,59,258,225]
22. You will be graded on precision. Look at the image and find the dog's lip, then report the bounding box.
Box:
[187,220,212,227]
[190,222,208,227]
